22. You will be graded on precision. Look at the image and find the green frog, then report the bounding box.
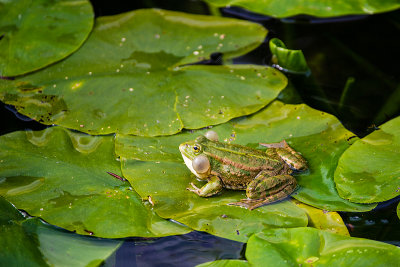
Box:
[179,131,308,210]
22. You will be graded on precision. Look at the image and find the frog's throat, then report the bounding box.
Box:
[181,153,208,179]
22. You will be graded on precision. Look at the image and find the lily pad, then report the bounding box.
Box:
[291,200,349,236]
[205,0,400,18]
[245,228,400,266]
[397,201,400,220]
[334,116,400,203]
[223,101,375,211]
[115,101,374,240]
[197,260,250,267]
[269,38,309,73]
[0,0,94,77]
[0,196,121,267]
[0,127,189,238]
[116,133,308,243]
[0,9,287,136]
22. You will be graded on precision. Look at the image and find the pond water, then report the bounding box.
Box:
[1,0,399,266]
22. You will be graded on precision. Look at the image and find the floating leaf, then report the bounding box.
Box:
[0,127,189,238]
[245,228,400,266]
[269,38,309,73]
[0,196,121,267]
[205,0,400,18]
[0,9,286,136]
[116,133,308,243]
[197,260,250,267]
[119,159,308,243]
[115,101,374,241]
[335,116,400,203]
[397,201,400,220]
[220,101,375,211]
[0,0,94,77]
[291,200,349,236]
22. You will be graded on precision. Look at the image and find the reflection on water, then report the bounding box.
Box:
[339,196,400,246]
[112,231,244,267]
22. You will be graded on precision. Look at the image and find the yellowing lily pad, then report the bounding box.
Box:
[0,127,189,238]
[245,228,400,266]
[0,0,94,77]
[0,9,287,136]
[0,196,121,267]
[335,116,400,203]
[205,0,400,18]
[291,200,349,236]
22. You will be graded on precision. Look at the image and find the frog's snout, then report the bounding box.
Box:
[179,143,189,154]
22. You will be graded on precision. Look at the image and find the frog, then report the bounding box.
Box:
[179,131,308,210]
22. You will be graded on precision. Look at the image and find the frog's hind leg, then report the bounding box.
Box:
[228,173,297,210]
[260,140,308,171]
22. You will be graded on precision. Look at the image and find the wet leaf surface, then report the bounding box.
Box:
[0,9,286,136]
[335,116,400,203]
[0,127,189,238]
[197,260,250,267]
[205,0,400,18]
[0,196,121,267]
[245,228,400,266]
[269,38,309,73]
[115,101,374,241]
[0,0,93,77]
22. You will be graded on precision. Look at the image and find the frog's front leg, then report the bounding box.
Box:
[187,176,223,197]
[229,171,297,210]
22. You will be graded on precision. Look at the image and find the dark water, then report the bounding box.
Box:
[109,231,244,267]
[2,1,400,266]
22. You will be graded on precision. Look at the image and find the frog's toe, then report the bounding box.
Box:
[187,182,200,192]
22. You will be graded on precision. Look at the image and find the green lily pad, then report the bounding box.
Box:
[291,200,349,236]
[0,9,287,136]
[0,127,189,238]
[115,101,374,241]
[222,101,375,211]
[245,228,400,266]
[119,159,308,243]
[116,133,308,242]
[269,38,309,73]
[205,0,400,18]
[334,116,400,203]
[0,0,93,77]
[197,260,250,267]
[397,201,400,220]
[0,196,121,267]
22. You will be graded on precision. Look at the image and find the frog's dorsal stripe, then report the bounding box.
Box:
[205,151,269,172]
[205,141,281,161]
[203,145,282,173]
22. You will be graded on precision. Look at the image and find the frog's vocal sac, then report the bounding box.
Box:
[179,131,308,210]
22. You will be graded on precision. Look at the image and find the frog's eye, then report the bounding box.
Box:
[192,144,201,153]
